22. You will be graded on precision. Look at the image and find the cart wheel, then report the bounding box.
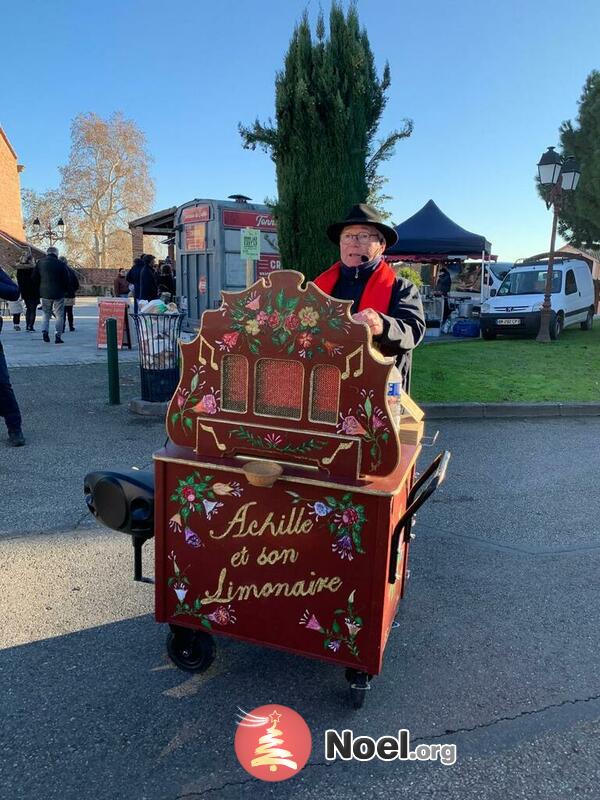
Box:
[344,668,372,709]
[166,627,216,673]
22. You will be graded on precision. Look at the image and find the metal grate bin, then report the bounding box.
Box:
[132,313,184,402]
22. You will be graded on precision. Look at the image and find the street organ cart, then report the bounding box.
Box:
[85,270,449,708]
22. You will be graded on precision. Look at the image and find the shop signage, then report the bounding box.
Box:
[182,205,211,223]
[199,275,207,295]
[257,256,281,278]
[96,299,131,349]
[223,210,277,232]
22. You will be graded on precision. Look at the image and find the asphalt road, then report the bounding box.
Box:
[1,414,599,799]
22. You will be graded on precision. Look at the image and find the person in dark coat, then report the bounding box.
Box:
[126,257,143,310]
[157,260,176,297]
[16,252,40,332]
[314,204,425,389]
[139,254,158,303]
[435,265,452,322]
[33,246,70,343]
[0,267,25,445]
[59,257,80,332]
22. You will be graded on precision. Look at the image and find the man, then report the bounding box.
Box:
[16,251,39,332]
[0,267,25,446]
[33,246,70,343]
[139,253,158,302]
[60,256,80,332]
[314,204,425,388]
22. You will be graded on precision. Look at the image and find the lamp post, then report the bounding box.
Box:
[32,217,66,247]
[536,147,580,342]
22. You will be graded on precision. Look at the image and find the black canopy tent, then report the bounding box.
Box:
[386,199,491,258]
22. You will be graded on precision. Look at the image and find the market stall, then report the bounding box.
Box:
[385,200,492,331]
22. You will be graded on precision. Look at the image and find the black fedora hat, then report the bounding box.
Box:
[326,203,398,248]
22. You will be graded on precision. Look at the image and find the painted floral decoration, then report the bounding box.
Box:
[338,389,390,471]
[299,590,363,659]
[287,491,366,560]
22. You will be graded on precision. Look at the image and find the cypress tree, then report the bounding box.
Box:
[555,71,600,247]
[239,3,411,280]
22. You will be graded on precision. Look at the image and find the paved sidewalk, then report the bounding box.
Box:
[1,297,140,367]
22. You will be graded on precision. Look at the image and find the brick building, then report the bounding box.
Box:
[0,126,44,270]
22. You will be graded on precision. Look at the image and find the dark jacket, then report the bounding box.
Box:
[139,264,158,302]
[64,266,80,299]
[0,268,19,302]
[157,270,175,296]
[329,260,426,388]
[126,263,142,298]
[16,268,39,303]
[114,275,130,296]
[33,254,70,300]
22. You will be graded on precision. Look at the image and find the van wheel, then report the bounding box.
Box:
[581,310,594,331]
[481,329,496,340]
[549,314,563,340]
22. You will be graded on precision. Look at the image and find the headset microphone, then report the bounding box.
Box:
[360,255,369,263]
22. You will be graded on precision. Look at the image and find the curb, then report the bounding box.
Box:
[421,402,600,420]
[128,398,169,417]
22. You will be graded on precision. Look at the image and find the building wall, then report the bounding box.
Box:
[0,128,25,241]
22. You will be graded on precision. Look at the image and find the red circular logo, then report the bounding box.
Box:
[234,704,312,782]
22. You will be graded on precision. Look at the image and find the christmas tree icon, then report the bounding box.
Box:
[250,710,298,774]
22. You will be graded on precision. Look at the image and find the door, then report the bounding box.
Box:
[564,268,585,326]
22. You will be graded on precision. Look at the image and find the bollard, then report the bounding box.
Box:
[106,317,121,405]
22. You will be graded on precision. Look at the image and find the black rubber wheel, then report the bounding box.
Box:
[581,310,594,331]
[549,314,563,340]
[166,627,216,673]
[481,329,496,340]
[345,668,372,709]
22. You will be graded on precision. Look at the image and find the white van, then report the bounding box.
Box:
[479,255,595,340]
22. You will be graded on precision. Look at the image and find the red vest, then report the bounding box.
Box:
[313,260,395,314]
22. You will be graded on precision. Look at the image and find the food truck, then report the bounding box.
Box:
[84,270,450,709]
[174,196,280,329]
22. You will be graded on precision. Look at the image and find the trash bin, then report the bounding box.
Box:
[132,312,184,402]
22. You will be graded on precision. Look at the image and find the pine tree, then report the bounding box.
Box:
[556,71,600,247]
[239,3,412,280]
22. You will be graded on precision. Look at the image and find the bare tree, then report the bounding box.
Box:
[60,112,155,268]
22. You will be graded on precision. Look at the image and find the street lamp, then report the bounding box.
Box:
[535,147,581,342]
[32,217,66,247]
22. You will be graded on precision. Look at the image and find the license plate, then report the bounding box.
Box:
[497,318,520,325]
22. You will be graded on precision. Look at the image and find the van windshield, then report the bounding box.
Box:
[498,269,562,296]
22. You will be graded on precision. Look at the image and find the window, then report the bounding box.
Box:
[255,359,303,420]
[309,365,340,424]
[498,269,562,296]
[221,355,248,413]
[565,269,577,295]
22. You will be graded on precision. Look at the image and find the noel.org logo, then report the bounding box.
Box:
[234,705,312,782]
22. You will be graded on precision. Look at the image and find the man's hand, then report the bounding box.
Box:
[352,307,383,336]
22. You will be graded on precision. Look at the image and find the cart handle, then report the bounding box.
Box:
[387,450,451,584]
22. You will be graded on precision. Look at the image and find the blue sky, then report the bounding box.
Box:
[3,0,599,260]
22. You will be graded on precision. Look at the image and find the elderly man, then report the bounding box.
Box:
[314,203,425,388]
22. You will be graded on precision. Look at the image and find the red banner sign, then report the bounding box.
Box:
[257,255,281,278]
[222,210,277,232]
[182,205,211,223]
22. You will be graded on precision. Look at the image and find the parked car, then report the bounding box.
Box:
[479,256,595,340]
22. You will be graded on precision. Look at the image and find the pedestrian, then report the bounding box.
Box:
[139,254,158,302]
[60,256,80,332]
[33,246,70,344]
[16,251,39,331]
[313,203,425,390]
[126,257,144,314]
[157,260,175,298]
[435,265,452,322]
[113,268,130,299]
[0,266,25,446]
[8,295,24,331]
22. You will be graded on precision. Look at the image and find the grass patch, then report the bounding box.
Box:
[411,326,600,403]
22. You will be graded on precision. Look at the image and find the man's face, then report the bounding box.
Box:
[339,224,386,268]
